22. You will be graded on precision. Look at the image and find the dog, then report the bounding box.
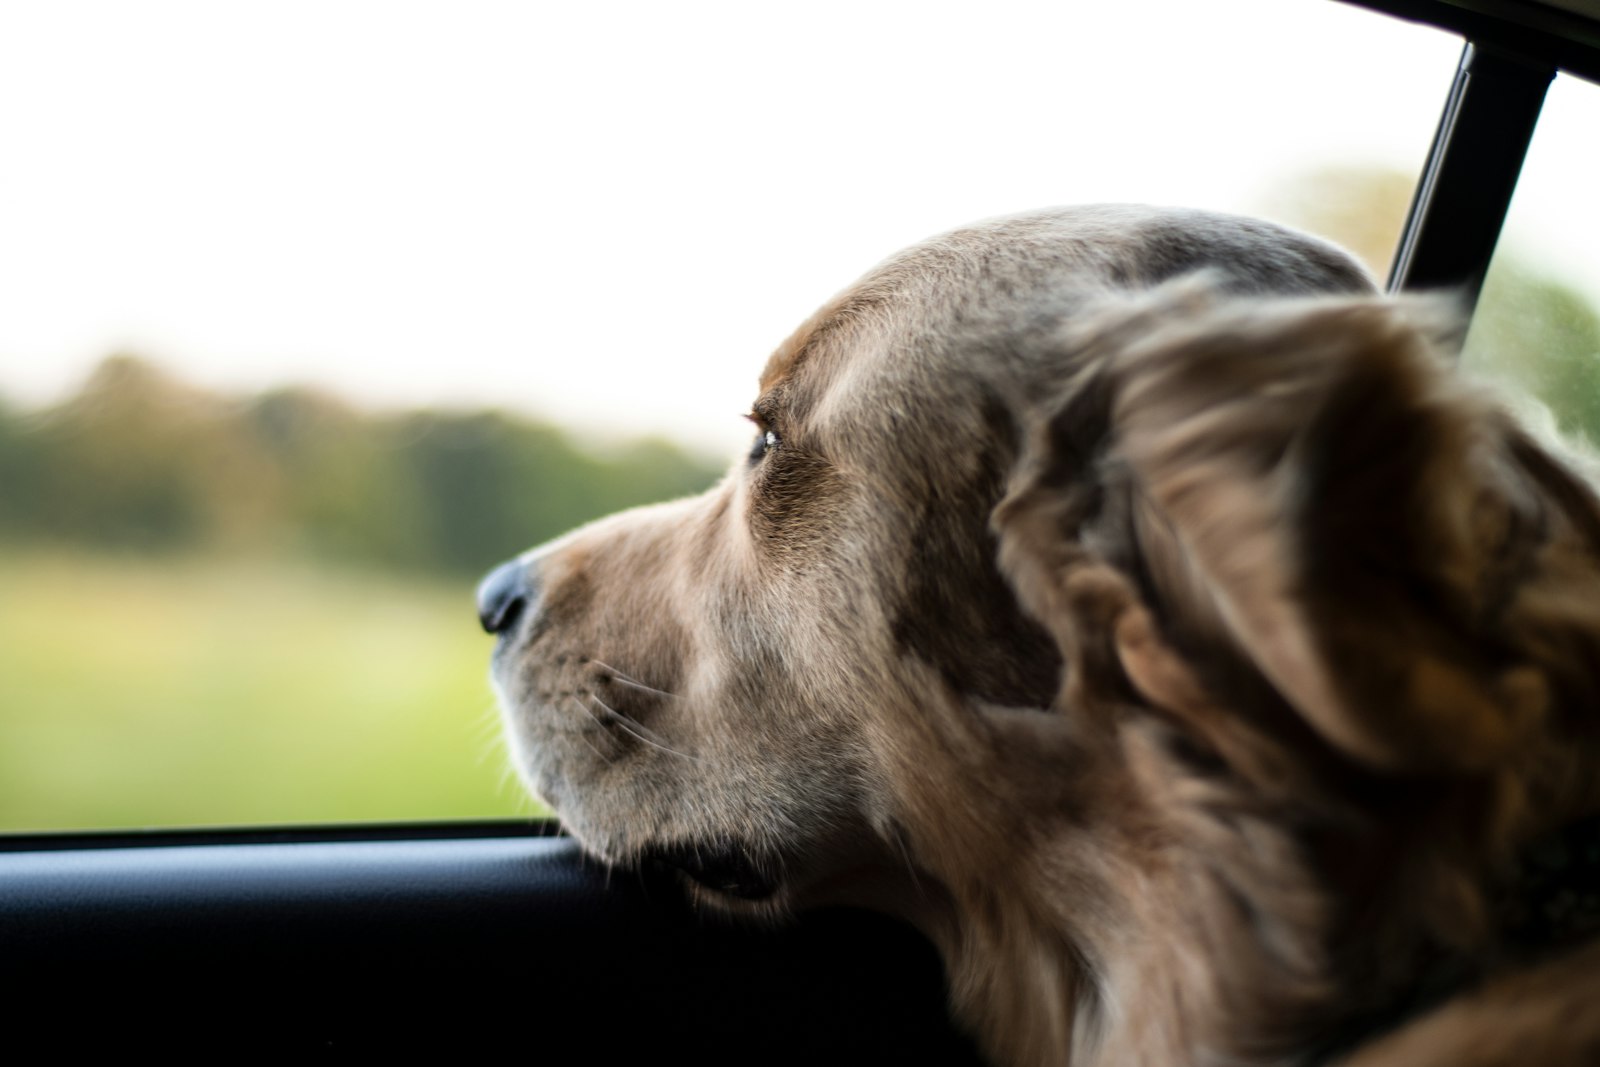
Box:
[478,205,1600,1066]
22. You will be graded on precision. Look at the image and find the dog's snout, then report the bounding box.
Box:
[477,559,537,635]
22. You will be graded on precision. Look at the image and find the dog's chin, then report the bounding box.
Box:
[631,831,934,926]
[639,840,786,903]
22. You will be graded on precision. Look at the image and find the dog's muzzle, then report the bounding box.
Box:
[477,558,539,635]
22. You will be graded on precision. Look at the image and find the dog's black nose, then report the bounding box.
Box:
[477,559,535,635]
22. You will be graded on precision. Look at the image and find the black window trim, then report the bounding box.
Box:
[1386,40,1553,303]
[1337,0,1595,303]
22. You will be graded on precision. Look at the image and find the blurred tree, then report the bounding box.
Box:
[604,436,729,505]
[1264,166,1600,445]
[0,398,41,540]
[17,357,226,551]
[1257,165,1416,281]
[0,355,724,574]
[246,386,425,567]
[1463,264,1600,444]
[389,410,598,574]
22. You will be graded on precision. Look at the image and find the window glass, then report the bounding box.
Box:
[0,0,1461,830]
[1462,74,1600,447]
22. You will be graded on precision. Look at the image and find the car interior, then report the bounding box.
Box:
[3,0,1598,1056]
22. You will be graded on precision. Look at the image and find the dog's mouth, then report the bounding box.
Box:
[640,840,784,901]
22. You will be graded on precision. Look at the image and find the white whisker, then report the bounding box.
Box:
[472,700,508,767]
[588,658,681,700]
[587,693,707,764]
[610,674,681,700]
[566,698,617,763]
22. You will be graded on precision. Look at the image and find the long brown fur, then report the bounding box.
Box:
[484,205,1600,1065]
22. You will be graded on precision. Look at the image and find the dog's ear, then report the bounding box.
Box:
[999,284,1600,774]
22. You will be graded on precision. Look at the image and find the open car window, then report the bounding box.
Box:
[1463,72,1600,439]
[0,0,1474,833]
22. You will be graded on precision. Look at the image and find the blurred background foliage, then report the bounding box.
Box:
[1464,267,1600,442]
[4,165,1599,833]
[0,361,722,831]
[0,355,722,574]
[1265,165,1600,446]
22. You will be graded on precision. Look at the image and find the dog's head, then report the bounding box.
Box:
[478,205,1374,911]
[481,205,1600,1064]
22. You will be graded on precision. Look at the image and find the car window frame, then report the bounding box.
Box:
[4,0,1598,1055]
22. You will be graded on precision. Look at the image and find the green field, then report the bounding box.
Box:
[0,550,545,831]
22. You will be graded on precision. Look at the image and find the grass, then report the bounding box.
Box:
[0,549,546,832]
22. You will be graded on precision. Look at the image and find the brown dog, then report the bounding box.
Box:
[479,206,1600,1066]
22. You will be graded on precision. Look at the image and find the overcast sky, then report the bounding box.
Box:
[2,0,1596,456]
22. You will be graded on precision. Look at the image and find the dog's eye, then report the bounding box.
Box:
[748,428,780,463]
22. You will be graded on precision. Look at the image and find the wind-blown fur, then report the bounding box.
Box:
[483,205,1600,1065]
